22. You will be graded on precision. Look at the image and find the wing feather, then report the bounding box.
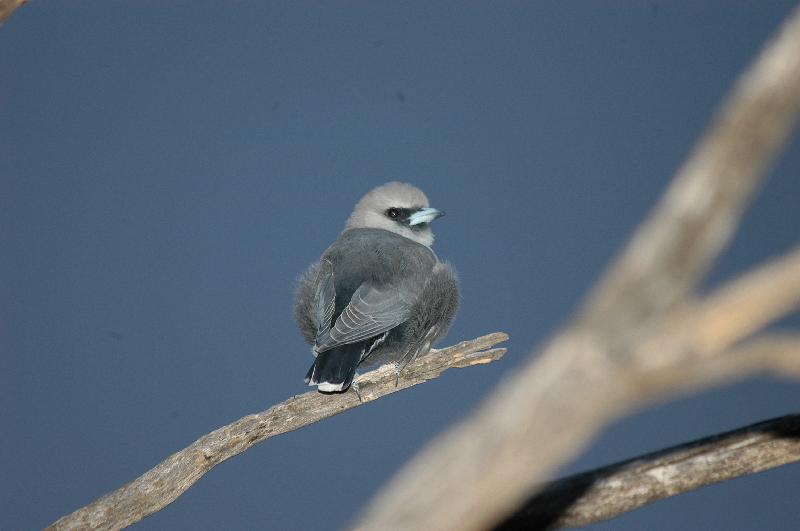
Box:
[314,260,336,346]
[315,282,411,352]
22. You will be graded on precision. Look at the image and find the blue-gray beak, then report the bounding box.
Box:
[408,207,445,226]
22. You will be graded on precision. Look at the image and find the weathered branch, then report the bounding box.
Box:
[353,6,800,531]
[353,249,800,531]
[45,333,508,531]
[498,411,800,530]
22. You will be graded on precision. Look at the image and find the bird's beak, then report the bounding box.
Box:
[408,207,445,226]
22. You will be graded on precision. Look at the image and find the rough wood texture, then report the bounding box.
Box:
[497,412,800,529]
[352,7,800,531]
[45,333,508,531]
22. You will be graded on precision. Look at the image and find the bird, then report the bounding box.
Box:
[294,182,459,393]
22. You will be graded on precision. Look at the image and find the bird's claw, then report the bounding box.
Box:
[351,379,363,402]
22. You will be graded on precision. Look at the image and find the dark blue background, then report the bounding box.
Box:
[3,2,799,530]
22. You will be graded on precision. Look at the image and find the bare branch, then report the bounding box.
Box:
[629,245,800,380]
[0,0,25,24]
[353,248,800,531]
[45,333,508,531]
[498,410,800,529]
[689,245,800,352]
[581,2,800,331]
[37,4,800,531]
[353,6,800,531]
[496,333,800,530]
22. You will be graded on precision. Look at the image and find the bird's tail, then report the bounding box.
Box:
[305,343,363,393]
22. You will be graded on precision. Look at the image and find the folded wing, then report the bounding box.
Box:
[315,281,412,353]
[313,259,336,346]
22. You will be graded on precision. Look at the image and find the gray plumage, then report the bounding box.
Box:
[294,182,459,393]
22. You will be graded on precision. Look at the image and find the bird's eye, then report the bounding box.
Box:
[386,208,400,219]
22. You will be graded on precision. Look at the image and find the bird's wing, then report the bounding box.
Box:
[315,281,412,353]
[314,259,336,346]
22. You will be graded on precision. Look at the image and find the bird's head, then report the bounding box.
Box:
[345,182,445,247]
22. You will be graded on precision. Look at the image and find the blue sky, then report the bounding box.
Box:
[2,2,800,530]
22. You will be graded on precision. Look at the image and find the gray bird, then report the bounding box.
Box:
[294,182,459,393]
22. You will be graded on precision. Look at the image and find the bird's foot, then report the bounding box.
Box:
[393,362,402,387]
[350,379,363,402]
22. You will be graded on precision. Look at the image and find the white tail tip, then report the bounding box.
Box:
[317,381,345,392]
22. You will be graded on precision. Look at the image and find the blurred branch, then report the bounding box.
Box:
[580,4,800,332]
[624,246,800,400]
[0,0,26,24]
[45,333,508,531]
[353,6,800,531]
[497,411,800,530]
